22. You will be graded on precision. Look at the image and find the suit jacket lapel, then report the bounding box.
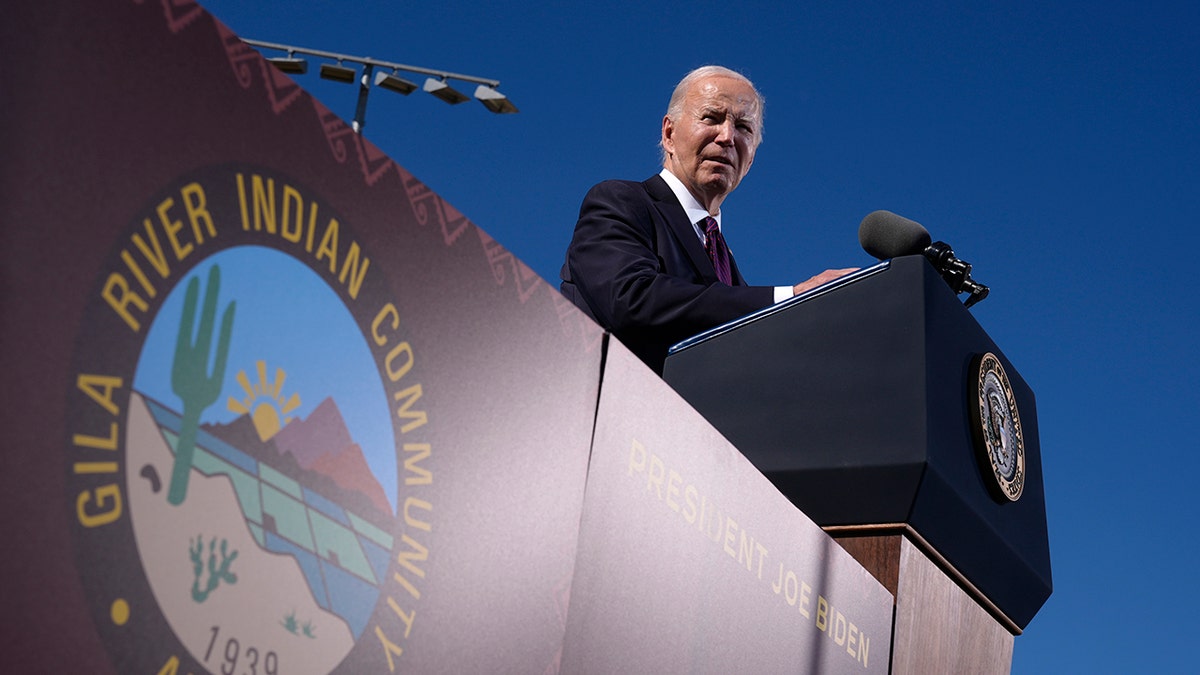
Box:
[642,174,753,286]
[643,175,720,283]
[728,252,749,286]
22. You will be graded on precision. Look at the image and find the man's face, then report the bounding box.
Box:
[662,75,761,210]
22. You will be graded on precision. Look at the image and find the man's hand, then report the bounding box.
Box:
[792,268,859,296]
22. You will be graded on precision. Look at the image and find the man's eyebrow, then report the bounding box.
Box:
[696,104,758,126]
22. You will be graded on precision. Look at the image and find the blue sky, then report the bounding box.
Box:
[202,1,1199,671]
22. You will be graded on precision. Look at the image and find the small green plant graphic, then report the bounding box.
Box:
[281,610,317,639]
[190,535,239,603]
[167,265,235,505]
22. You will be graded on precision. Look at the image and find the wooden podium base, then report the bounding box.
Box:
[829,525,1015,675]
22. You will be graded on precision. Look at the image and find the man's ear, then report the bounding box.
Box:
[661,114,675,155]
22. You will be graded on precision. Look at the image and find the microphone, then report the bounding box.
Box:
[857,210,989,307]
[858,210,931,259]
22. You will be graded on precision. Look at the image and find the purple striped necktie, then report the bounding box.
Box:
[703,216,733,285]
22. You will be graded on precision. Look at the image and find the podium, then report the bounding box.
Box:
[664,255,1051,670]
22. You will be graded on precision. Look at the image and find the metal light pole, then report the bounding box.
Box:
[243,38,518,134]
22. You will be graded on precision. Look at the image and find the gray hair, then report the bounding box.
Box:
[660,65,765,163]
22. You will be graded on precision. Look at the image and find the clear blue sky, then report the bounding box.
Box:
[203,1,1199,671]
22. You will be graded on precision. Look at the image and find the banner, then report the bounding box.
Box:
[2,2,898,674]
[1,2,603,673]
[562,341,894,674]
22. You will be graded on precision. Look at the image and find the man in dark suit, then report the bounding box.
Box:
[561,65,853,373]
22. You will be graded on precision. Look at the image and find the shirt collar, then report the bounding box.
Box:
[660,168,721,231]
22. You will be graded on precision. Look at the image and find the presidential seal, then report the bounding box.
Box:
[970,352,1025,502]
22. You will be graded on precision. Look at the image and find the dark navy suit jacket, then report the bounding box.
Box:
[560,174,774,373]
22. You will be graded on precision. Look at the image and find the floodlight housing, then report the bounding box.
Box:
[374,70,417,95]
[474,85,519,114]
[423,78,470,105]
[320,62,357,83]
[266,56,308,74]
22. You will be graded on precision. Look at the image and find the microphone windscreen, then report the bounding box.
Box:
[858,210,932,259]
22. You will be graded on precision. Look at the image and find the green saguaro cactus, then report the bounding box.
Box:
[167,265,235,506]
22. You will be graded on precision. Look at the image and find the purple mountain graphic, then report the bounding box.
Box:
[272,397,392,516]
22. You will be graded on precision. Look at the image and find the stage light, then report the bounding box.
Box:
[266,53,307,74]
[320,62,357,83]
[423,78,470,105]
[474,85,519,114]
[374,70,417,95]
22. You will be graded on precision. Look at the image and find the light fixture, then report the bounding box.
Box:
[242,38,520,134]
[474,85,518,114]
[423,77,470,105]
[266,51,308,74]
[320,61,357,83]
[374,70,417,95]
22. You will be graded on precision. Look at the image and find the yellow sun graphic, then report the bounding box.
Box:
[227,360,301,441]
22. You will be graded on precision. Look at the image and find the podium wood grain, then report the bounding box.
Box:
[834,531,1014,674]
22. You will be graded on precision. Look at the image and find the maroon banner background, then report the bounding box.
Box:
[1,1,603,673]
